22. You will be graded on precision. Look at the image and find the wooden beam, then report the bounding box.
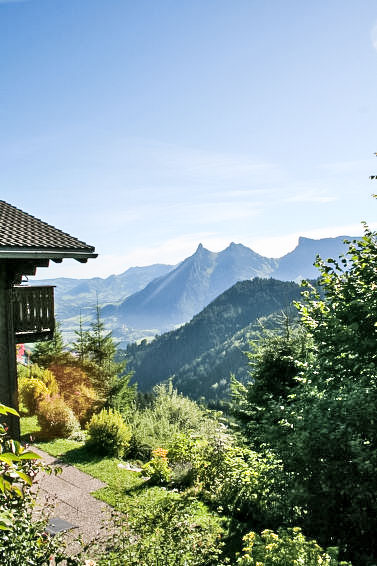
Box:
[0,265,19,439]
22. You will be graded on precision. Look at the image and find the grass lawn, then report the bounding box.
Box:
[20,416,218,523]
[20,416,234,564]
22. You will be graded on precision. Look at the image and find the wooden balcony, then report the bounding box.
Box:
[12,285,55,343]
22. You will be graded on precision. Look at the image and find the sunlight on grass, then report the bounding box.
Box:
[20,415,41,441]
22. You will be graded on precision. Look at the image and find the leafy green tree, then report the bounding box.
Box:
[286,225,377,564]
[231,319,312,450]
[232,221,377,564]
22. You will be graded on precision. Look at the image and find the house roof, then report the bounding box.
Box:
[0,200,97,262]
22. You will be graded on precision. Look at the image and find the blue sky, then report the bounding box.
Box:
[1,0,377,278]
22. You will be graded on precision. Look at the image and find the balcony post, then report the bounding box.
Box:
[0,264,19,439]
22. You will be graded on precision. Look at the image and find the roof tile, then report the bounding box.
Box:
[0,201,95,252]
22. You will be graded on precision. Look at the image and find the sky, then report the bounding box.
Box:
[1,0,377,279]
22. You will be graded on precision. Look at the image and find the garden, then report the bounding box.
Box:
[3,224,377,565]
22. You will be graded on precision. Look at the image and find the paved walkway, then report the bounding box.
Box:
[32,446,113,552]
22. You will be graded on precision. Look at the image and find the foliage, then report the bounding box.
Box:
[30,322,65,367]
[0,404,77,565]
[107,371,137,416]
[232,222,377,564]
[124,279,303,400]
[48,360,101,425]
[197,432,291,529]
[94,495,226,566]
[142,447,172,485]
[127,382,220,460]
[17,377,48,416]
[18,363,59,395]
[71,383,101,426]
[86,407,131,457]
[236,528,351,566]
[18,363,59,416]
[37,395,81,439]
[71,303,126,399]
[231,323,312,449]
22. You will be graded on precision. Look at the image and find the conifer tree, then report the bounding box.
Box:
[72,301,135,408]
[30,322,65,368]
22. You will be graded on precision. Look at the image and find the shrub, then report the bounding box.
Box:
[37,395,81,439]
[142,447,172,485]
[86,408,131,457]
[0,404,80,565]
[93,495,226,566]
[18,377,48,416]
[168,432,209,488]
[66,383,100,426]
[127,383,220,460]
[197,434,292,529]
[236,527,352,566]
[18,363,59,394]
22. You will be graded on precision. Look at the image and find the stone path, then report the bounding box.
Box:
[32,446,113,551]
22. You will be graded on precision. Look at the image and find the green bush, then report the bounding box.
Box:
[236,527,352,566]
[94,495,226,566]
[127,383,220,460]
[168,432,210,488]
[18,377,48,416]
[197,434,292,529]
[0,404,80,565]
[37,395,81,439]
[142,447,172,485]
[86,408,131,457]
[18,363,59,394]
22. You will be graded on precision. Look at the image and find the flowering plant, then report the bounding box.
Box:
[142,447,172,485]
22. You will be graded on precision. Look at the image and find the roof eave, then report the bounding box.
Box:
[0,249,98,263]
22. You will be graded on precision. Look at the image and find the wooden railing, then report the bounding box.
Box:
[12,286,55,343]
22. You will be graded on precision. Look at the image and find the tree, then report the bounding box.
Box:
[231,318,312,450]
[30,322,65,367]
[232,221,377,564]
[287,225,377,564]
[72,302,135,409]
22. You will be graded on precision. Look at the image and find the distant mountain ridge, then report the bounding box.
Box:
[123,277,304,399]
[272,236,353,280]
[103,242,277,330]
[102,236,354,336]
[34,235,356,343]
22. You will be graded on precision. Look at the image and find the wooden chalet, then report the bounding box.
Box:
[0,200,97,437]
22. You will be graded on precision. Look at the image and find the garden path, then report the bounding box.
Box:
[31,446,113,553]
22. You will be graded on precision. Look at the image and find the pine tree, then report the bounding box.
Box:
[30,322,65,368]
[72,301,135,407]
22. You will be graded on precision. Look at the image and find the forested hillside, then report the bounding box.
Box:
[124,278,303,399]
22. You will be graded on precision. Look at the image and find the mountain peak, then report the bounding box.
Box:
[194,243,211,255]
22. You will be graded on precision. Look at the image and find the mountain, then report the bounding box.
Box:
[102,236,352,334]
[32,264,174,341]
[272,236,353,281]
[103,243,277,330]
[123,277,303,400]
[35,235,354,343]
